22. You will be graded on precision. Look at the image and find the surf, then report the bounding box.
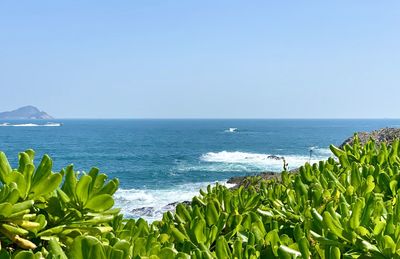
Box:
[200,150,331,172]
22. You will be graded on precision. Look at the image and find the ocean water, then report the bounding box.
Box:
[0,119,399,221]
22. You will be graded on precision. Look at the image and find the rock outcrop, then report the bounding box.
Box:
[227,171,280,188]
[228,127,400,189]
[340,127,400,148]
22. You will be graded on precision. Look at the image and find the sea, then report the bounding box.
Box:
[0,119,399,221]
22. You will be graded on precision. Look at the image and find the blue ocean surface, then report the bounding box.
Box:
[0,119,399,220]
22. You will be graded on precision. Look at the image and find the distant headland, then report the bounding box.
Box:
[0,106,53,119]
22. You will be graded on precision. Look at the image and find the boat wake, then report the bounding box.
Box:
[0,122,62,127]
[224,128,238,133]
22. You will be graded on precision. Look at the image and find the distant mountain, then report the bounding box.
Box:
[0,106,53,119]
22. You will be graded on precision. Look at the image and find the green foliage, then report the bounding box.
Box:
[2,135,400,258]
[0,150,119,258]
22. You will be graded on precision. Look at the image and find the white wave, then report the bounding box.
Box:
[200,150,330,172]
[114,181,233,222]
[43,122,62,127]
[309,146,332,156]
[13,123,40,127]
[0,122,61,127]
[175,163,258,173]
[224,128,238,133]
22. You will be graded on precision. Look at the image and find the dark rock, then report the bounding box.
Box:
[229,127,400,189]
[289,167,300,173]
[131,206,156,216]
[166,201,191,207]
[146,128,400,213]
[227,171,281,188]
[163,201,191,211]
[340,127,400,148]
[267,155,284,160]
[162,201,190,213]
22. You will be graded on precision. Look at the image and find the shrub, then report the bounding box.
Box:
[1,135,400,258]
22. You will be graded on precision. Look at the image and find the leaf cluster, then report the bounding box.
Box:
[2,135,400,258]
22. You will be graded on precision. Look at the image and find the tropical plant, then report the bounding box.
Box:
[2,135,400,258]
[0,150,120,258]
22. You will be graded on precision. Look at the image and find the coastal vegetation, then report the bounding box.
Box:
[1,135,400,258]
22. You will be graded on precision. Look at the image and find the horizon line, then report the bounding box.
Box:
[20,117,400,120]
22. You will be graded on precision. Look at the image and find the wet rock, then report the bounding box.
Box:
[267,155,284,160]
[131,207,156,216]
[162,201,191,211]
[227,171,280,188]
[229,127,400,189]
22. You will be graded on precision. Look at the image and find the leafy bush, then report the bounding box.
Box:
[1,135,400,258]
[0,151,119,258]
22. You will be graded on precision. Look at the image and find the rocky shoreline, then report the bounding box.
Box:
[132,127,400,219]
[340,127,400,148]
[226,171,280,187]
[228,127,400,187]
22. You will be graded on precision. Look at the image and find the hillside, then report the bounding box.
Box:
[0,106,53,119]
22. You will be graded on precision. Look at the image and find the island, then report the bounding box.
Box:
[0,105,53,119]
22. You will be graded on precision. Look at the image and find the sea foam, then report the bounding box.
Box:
[114,181,235,222]
[200,149,331,172]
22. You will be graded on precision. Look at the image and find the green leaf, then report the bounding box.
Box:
[329,247,341,259]
[97,178,119,195]
[322,211,347,241]
[383,235,396,255]
[0,152,12,184]
[32,155,52,185]
[13,251,36,259]
[330,145,345,158]
[298,237,310,259]
[85,194,114,212]
[70,236,104,259]
[8,171,27,198]
[48,238,68,259]
[192,218,206,244]
[29,173,62,199]
[0,203,12,217]
[75,174,92,205]
[216,236,231,259]
[277,245,301,259]
[390,180,398,196]
[171,227,187,243]
[349,198,364,229]
[205,202,219,226]
[62,165,77,198]
[90,172,107,197]
[11,200,34,214]
[159,247,177,259]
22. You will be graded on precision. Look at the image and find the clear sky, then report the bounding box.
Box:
[0,1,399,118]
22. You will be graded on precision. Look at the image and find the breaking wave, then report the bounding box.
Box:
[114,181,235,222]
[200,149,331,172]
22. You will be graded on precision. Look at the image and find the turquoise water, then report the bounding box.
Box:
[0,119,398,220]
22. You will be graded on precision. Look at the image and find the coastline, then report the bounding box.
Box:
[227,127,400,189]
[155,127,400,219]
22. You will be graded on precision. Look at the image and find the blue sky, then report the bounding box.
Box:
[0,1,399,118]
